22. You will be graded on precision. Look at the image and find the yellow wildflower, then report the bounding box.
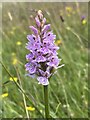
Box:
[82,19,87,25]
[9,77,18,82]
[56,40,62,45]
[12,58,18,65]
[16,41,22,46]
[65,7,72,12]
[2,93,8,98]
[26,106,35,111]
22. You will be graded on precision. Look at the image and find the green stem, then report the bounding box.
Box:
[44,85,49,118]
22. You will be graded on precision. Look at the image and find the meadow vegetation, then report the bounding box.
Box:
[1,2,88,118]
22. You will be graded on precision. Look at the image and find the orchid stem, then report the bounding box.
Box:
[44,85,49,118]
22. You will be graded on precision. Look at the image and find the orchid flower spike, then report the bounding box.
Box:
[25,10,63,85]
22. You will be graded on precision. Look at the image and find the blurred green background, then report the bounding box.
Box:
[1,2,88,118]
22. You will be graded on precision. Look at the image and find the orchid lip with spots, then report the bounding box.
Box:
[25,10,63,85]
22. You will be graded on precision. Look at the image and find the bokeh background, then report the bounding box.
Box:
[1,2,88,118]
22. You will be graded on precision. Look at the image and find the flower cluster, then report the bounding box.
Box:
[25,10,61,85]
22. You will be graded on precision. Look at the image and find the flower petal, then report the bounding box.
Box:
[36,56,46,63]
[25,62,37,74]
[47,56,60,67]
[35,16,41,27]
[29,26,38,35]
[37,77,49,85]
[42,24,51,34]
